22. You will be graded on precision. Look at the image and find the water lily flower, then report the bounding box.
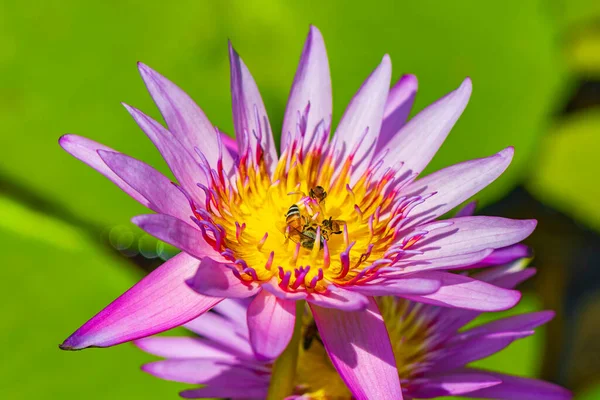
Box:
[136,261,571,400]
[59,25,536,398]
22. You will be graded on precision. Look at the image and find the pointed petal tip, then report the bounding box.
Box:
[399,73,418,89]
[498,146,515,159]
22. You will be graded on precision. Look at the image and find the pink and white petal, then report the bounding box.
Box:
[142,358,265,385]
[98,150,192,224]
[307,285,369,311]
[60,253,221,350]
[410,371,501,398]
[455,201,477,217]
[402,271,521,311]
[331,55,392,183]
[247,291,296,361]
[406,216,537,261]
[180,386,268,399]
[229,44,277,172]
[310,298,403,400]
[213,299,250,331]
[394,249,493,274]
[401,147,514,228]
[58,134,151,209]
[188,257,261,298]
[281,25,332,154]
[134,336,241,361]
[124,105,206,202]
[137,63,234,172]
[380,78,472,176]
[346,276,442,296]
[463,369,572,400]
[377,74,418,152]
[132,214,226,262]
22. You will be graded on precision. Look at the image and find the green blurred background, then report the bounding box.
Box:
[1,0,599,398]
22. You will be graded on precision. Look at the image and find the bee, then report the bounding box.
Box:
[322,216,344,235]
[298,226,325,250]
[285,204,305,232]
[309,186,327,203]
[303,320,323,350]
[286,204,324,250]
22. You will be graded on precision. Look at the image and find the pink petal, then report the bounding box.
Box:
[403,271,521,311]
[135,336,241,361]
[58,134,152,209]
[331,55,392,183]
[229,43,277,172]
[97,150,192,224]
[220,131,239,157]
[346,276,442,296]
[377,74,418,152]
[60,253,221,350]
[306,285,369,311]
[380,78,472,176]
[261,278,309,300]
[455,201,477,217]
[188,257,261,298]
[410,371,501,397]
[475,261,537,289]
[406,216,537,261]
[281,25,332,154]
[132,214,226,262]
[310,298,403,400]
[463,369,572,400]
[247,291,296,361]
[473,244,533,268]
[123,104,207,203]
[184,311,254,358]
[137,63,234,172]
[402,147,514,228]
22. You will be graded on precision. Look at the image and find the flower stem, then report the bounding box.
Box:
[266,300,305,400]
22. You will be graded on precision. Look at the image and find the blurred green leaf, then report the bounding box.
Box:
[528,109,600,231]
[0,0,566,232]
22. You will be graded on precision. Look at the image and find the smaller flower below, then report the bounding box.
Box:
[136,260,572,400]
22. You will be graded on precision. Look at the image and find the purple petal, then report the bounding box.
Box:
[346,276,441,296]
[377,74,418,152]
[180,386,268,399]
[463,369,572,400]
[188,257,261,298]
[406,216,537,261]
[58,134,152,209]
[380,78,472,176]
[132,214,226,262]
[281,25,332,154]
[137,63,234,171]
[455,201,477,217]
[331,55,392,183]
[307,285,369,311]
[97,150,192,223]
[247,291,296,361]
[410,371,501,398]
[229,43,277,171]
[394,249,493,274]
[310,297,403,400]
[431,311,554,372]
[123,105,206,203]
[402,271,521,311]
[60,253,221,350]
[475,261,537,289]
[184,311,254,358]
[473,244,533,268]
[213,299,250,334]
[142,358,266,385]
[220,131,239,157]
[135,336,241,361]
[402,147,514,228]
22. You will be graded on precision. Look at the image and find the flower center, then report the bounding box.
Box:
[191,127,427,293]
